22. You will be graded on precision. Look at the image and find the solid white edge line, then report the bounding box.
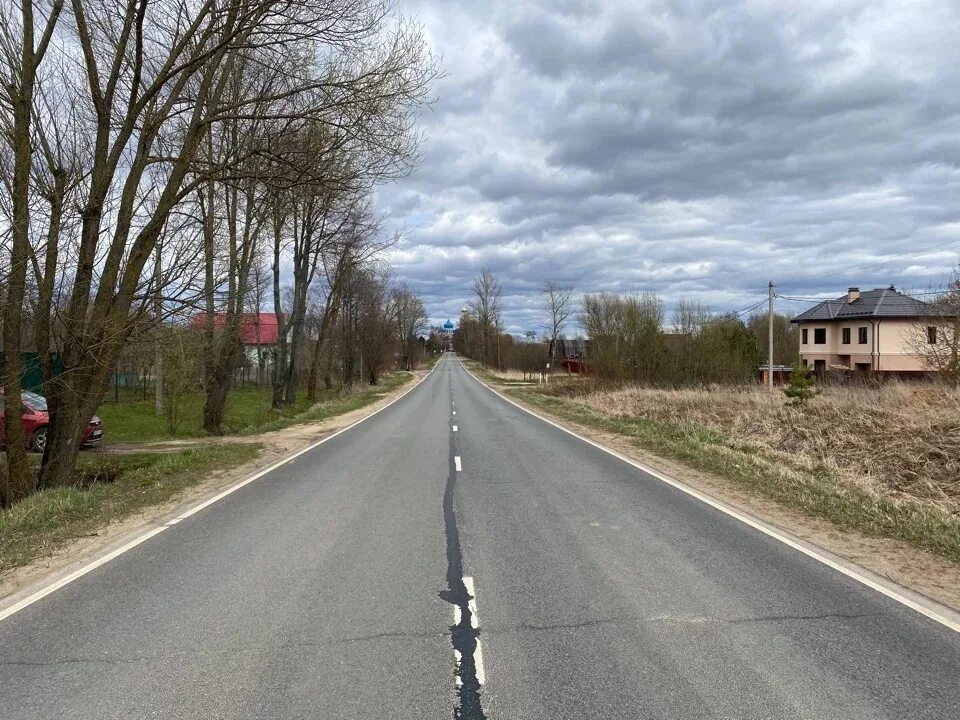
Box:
[454,456,462,472]
[0,361,442,624]
[457,358,960,635]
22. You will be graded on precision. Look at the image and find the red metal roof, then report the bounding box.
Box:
[191,313,281,345]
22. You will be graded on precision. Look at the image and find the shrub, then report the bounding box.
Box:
[783,363,816,406]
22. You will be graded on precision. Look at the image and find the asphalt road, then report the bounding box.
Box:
[1,353,958,719]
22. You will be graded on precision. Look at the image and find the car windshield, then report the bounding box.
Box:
[21,391,48,411]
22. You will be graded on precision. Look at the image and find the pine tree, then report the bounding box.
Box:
[783,363,816,406]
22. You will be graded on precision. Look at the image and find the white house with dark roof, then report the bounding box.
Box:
[790,286,949,375]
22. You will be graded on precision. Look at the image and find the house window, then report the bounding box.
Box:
[842,328,851,344]
[928,326,937,344]
[802,328,808,344]
[858,326,868,344]
[814,328,826,345]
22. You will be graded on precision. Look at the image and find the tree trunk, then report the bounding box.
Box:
[202,349,236,435]
[283,283,308,406]
[153,243,164,416]
[38,338,113,489]
[1,4,39,506]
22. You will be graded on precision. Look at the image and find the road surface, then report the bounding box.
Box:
[1,353,958,719]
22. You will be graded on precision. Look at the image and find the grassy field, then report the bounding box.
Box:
[503,377,960,564]
[97,372,412,442]
[0,445,260,574]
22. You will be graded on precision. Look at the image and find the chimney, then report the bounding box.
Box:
[847,287,860,303]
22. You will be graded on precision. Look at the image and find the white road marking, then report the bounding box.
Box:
[474,640,486,686]
[464,576,480,629]
[452,410,456,415]
[0,362,443,623]
[453,425,458,432]
[459,358,960,635]
[454,456,462,472]
[463,576,486,685]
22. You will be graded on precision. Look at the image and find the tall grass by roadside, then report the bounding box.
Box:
[0,446,260,574]
[511,381,960,564]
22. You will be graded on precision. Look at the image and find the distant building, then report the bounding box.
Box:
[790,287,950,376]
[442,319,455,351]
[190,313,283,365]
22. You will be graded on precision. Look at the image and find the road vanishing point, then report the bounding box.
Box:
[1,354,958,719]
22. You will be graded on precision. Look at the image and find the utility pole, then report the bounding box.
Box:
[768,281,775,390]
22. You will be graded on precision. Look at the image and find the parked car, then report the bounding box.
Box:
[0,389,103,452]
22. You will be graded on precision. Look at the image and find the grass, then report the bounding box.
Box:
[0,445,261,574]
[461,360,543,386]
[97,372,412,442]
[507,381,960,564]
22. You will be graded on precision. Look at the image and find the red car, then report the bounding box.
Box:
[0,390,103,453]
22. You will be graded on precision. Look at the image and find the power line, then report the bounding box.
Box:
[776,289,945,304]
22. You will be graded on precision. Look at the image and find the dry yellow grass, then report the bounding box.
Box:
[565,382,960,512]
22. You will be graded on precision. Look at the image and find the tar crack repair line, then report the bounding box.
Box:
[441,386,486,719]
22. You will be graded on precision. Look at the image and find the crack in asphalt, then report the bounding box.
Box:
[0,630,450,669]
[439,368,487,720]
[481,610,884,636]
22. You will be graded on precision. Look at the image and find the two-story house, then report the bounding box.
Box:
[791,286,945,376]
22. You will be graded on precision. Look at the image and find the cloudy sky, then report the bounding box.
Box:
[377,0,960,334]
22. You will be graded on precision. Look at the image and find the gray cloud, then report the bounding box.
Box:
[378,0,960,333]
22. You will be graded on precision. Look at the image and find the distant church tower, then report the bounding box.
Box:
[442,319,455,351]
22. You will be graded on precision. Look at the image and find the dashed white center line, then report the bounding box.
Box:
[453,425,458,432]
[454,456,462,472]
[464,576,480,629]
[452,410,456,415]
[463,576,486,685]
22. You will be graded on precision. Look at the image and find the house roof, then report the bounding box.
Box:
[790,288,938,323]
[191,313,282,344]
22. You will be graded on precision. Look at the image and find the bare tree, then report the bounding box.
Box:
[391,281,428,371]
[0,0,65,504]
[0,0,437,487]
[468,268,502,367]
[542,280,574,373]
[908,270,960,386]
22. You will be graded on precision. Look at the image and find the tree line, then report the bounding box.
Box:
[453,269,800,386]
[0,0,437,506]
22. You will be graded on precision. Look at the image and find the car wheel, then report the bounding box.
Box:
[29,427,48,453]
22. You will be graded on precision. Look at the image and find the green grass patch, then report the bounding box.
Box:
[511,388,960,565]
[0,445,261,574]
[97,372,412,442]
[245,372,411,434]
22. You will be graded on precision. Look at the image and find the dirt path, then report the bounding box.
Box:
[0,370,427,604]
